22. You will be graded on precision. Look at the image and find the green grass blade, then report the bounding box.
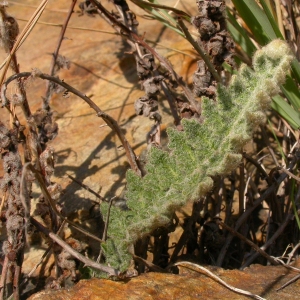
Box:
[222,62,238,75]
[271,95,300,129]
[147,14,185,36]
[259,0,284,39]
[291,58,300,83]
[231,0,277,45]
[130,0,191,21]
[226,9,257,56]
[281,75,300,111]
[129,0,188,37]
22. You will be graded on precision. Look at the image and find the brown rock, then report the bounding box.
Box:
[29,260,300,300]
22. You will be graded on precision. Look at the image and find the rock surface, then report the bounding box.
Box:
[29,260,300,300]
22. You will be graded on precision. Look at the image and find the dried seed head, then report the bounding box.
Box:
[54,54,70,72]
[31,68,43,78]
[2,240,12,256]
[0,131,10,148]
[6,214,24,232]
[7,249,17,261]
[0,4,19,52]
[3,151,22,173]
[58,250,76,270]
[11,93,23,106]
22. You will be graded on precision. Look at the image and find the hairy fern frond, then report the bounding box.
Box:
[101,40,293,271]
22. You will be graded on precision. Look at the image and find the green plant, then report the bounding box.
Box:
[101,39,293,271]
[227,0,300,130]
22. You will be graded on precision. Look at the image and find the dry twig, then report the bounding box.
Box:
[171,261,266,300]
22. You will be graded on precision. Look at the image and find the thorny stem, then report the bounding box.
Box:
[22,162,59,235]
[0,4,31,119]
[6,247,52,300]
[0,3,43,171]
[1,71,142,176]
[0,257,9,299]
[13,263,23,300]
[30,217,120,277]
[0,0,48,87]
[11,57,32,119]
[6,220,68,300]
[44,0,77,110]
[0,125,25,300]
[0,193,5,216]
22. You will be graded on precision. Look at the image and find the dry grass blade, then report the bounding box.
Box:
[280,167,300,182]
[0,193,6,217]
[16,18,120,35]
[30,217,120,277]
[9,0,67,13]
[173,261,266,300]
[0,0,48,83]
[274,0,284,37]
[276,273,300,291]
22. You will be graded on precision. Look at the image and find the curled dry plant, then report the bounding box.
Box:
[0,2,34,299]
[192,0,235,98]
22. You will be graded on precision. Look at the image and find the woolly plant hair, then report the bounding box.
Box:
[101,40,293,271]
